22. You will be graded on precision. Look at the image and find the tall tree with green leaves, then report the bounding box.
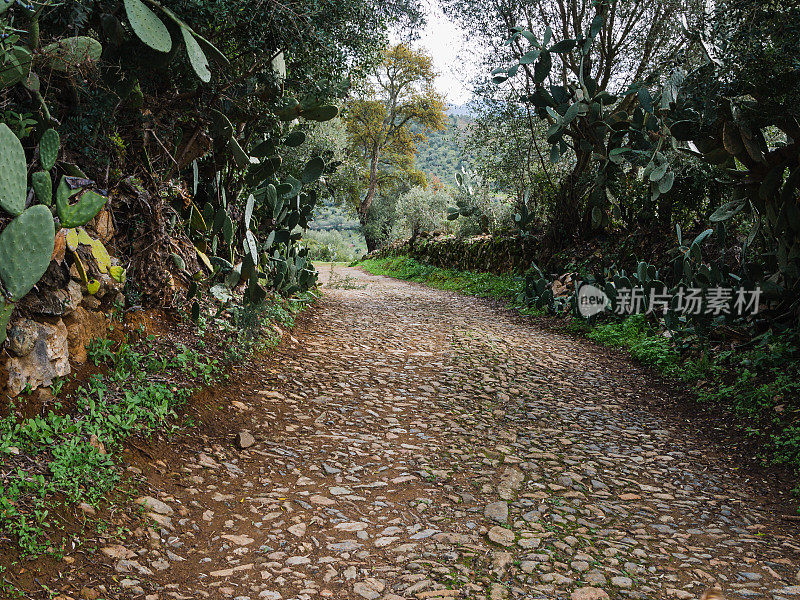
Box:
[345,44,447,251]
[444,0,696,243]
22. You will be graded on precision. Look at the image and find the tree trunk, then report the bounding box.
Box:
[359,144,380,223]
[546,149,591,248]
[362,224,382,253]
[358,143,382,254]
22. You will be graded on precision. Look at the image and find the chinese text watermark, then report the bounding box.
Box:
[577,284,761,318]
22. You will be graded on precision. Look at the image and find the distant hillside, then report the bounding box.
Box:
[306,202,368,258]
[308,202,362,232]
[413,114,476,186]
[446,103,473,117]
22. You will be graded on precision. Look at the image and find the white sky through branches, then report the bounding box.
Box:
[391,0,483,105]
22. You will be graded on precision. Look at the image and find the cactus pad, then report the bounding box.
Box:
[90,238,112,273]
[39,129,60,171]
[283,131,306,147]
[0,205,56,301]
[0,47,32,88]
[180,27,210,82]
[0,300,13,345]
[0,123,27,216]
[124,0,172,53]
[31,171,53,205]
[302,105,339,121]
[42,36,103,72]
[56,189,107,228]
[65,228,80,252]
[302,156,325,184]
[244,194,255,230]
[244,230,258,265]
[274,97,301,121]
[229,137,249,168]
[109,266,127,284]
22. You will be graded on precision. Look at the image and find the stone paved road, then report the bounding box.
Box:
[92,266,800,600]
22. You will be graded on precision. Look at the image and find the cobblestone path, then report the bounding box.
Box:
[64,266,800,600]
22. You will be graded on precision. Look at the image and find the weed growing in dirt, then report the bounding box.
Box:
[0,364,190,554]
[326,264,368,289]
[221,293,312,362]
[0,565,22,598]
[586,315,682,373]
[87,338,116,366]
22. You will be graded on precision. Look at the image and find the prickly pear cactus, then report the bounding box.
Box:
[180,26,210,82]
[302,105,338,122]
[39,128,60,171]
[0,123,27,216]
[56,188,107,228]
[0,300,13,345]
[301,156,325,184]
[31,171,52,205]
[0,47,32,89]
[0,205,56,301]
[89,237,112,273]
[244,194,255,229]
[123,0,172,53]
[42,36,103,72]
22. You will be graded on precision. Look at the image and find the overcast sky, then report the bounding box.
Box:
[392,0,484,105]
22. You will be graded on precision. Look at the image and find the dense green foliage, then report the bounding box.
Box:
[0,121,105,342]
[412,113,475,185]
[1,0,423,323]
[434,0,800,343]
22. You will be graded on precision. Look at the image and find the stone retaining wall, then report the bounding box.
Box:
[1,211,122,397]
[375,233,535,275]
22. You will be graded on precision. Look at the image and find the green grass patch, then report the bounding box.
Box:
[583,314,701,378]
[359,256,522,302]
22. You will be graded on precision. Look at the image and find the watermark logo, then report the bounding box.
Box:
[613,285,761,316]
[577,284,610,317]
[575,283,762,318]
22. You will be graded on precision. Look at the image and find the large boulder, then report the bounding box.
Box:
[5,319,70,395]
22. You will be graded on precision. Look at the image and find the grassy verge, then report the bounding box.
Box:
[0,292,314,561]
[359,256,524,303]
[361,255,800,478]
